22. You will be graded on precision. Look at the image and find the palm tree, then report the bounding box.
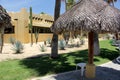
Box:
[51,0,61,58]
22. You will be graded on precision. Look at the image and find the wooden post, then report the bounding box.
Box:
[85,31,96,78]
[88,31,94,64]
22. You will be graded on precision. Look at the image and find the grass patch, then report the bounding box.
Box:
[0,40,119,80]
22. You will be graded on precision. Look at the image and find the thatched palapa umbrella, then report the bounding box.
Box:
[0,5,11,53]
[51,0,120,78]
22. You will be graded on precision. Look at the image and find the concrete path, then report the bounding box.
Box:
[30,61,120,80]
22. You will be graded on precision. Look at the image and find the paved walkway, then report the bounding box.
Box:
[31,61,120,80]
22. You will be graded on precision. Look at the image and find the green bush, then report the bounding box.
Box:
[39,44,47,52]
[11,41,24,53]
[109,39,116,45]
[100,49,120,60]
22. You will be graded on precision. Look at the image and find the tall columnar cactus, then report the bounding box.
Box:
[29,7,33,46]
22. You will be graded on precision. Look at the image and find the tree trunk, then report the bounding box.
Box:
[93,32,100,55]
[51,33,58,58]
[51,0,61,58]
[0,27,5,53]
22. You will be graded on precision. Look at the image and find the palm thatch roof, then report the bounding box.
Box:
[51,0,120,34]
[0,5,11,28]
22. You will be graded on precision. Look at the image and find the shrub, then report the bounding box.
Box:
[75,41,81,47]
[67,38,75,48]
[80,39,85,45]
[47,37,51,44]
[109,39,116,45]
[58,40,66,50]
[9,37,16,45]
[100,49,120,60]
[39,44,47,52]
[11,41,24,53]
[77,35,85,45]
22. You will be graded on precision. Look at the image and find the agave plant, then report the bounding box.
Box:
[11,41,24,53]
[9,37,16,45]
[47,37,51,44]
[58,39,66,50]
[39,44,47,52]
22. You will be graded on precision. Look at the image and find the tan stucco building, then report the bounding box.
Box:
[4,8,54,43]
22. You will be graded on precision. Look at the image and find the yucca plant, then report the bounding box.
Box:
[11,41,24,53]
[58,39,66,50]
[9,37,16,45]
[39,44,47,52]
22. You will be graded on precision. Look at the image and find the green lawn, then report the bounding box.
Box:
[0,40,119,80]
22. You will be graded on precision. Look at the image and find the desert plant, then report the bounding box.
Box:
[77,35,85,45]
[11,41,24,53]
[47,37,51,44]
[9,37,16,45]
[34,28,39,44]
[29,7,33,46]
[58,40,66,50]
[67,38,75,48]
[39,44,47,52]
[80,39,85,45]
[75,41,81,47]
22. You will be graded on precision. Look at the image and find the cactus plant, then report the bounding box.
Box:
[29,7,33,46]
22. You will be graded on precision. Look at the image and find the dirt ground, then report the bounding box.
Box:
[0,39,89,61]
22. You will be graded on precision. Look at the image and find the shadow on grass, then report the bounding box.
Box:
[20,48,119,76]
[100,48,119,60]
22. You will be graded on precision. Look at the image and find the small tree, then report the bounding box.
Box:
[34,27,39,44]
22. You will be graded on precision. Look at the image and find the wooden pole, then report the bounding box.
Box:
[88,31,94,64]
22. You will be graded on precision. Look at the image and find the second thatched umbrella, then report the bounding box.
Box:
[0,5,11,53]
[51,0,120,78]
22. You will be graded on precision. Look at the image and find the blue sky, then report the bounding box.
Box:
[0,0,120,16]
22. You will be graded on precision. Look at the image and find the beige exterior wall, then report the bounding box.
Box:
[5,8,54,43]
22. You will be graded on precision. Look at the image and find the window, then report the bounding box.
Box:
[29,26,52,33]
[4,26,15,34]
